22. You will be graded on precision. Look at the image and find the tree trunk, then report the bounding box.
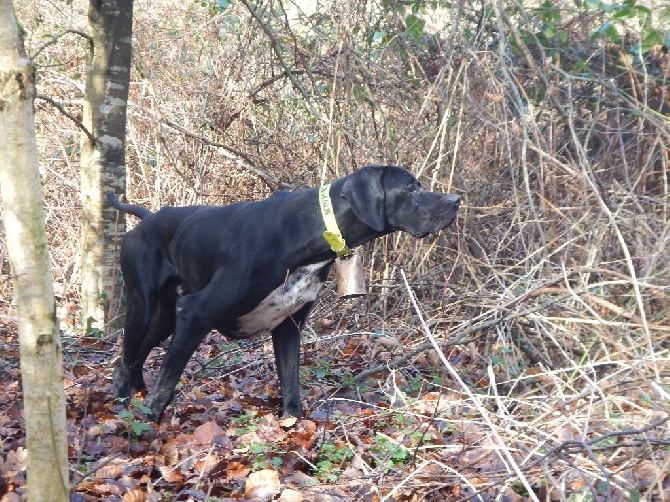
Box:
[0,2,70,500]
[80,0,133,330]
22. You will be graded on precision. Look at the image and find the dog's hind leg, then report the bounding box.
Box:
[129,281,179,389]
[115,279,179,399]
[114,294,152,399]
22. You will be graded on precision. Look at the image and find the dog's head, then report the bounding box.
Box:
[341,165,460,237]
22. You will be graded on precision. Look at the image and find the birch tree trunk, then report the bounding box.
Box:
[0,1,70,500]
[80,0,133,330]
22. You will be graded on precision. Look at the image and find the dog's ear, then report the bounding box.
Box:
[341,167,385,232]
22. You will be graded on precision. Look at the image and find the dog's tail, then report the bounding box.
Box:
[107,192,153,219]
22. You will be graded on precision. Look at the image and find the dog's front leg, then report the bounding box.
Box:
[143,333,209,422]
[271,303,312,418]
[143,294,212,422]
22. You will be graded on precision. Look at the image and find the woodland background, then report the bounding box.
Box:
[1,0,669,500]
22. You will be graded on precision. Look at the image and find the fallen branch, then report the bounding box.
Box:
[354,288,567,382]
[460,414,670,501]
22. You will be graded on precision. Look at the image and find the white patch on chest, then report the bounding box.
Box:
[231,260,330,338]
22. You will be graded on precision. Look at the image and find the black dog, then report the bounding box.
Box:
[108,165,459,422]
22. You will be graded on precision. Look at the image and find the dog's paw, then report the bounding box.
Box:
[113,366,133,398]
[145,411,161,423]
[281,405,304,419]
[142,393,169,423]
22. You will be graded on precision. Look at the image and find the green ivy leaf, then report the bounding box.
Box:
[372,31,386,43]
[635,5,652,28]
[591,22,620,43]
[585,0,602,11]
[639,28,664,52]
[405,14,425,42]
[131,421,152,435]
[542,22,557,38]
[118,409,132,420]
[612,7,636,20]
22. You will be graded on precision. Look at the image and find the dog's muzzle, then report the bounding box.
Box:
[406,192,459,237]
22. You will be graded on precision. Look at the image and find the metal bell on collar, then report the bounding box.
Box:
[319,183,366,297]
[334,249,366,298]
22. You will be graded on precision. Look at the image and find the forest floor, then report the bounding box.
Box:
[1,299,669,502]
[0,300,510,502]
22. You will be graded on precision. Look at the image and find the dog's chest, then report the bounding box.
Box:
[229,261,330,338]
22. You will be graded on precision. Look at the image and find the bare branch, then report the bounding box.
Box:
[160,118,294,190]
[32,29,93,60]
[460,414,670,501]
[35,94,96,145]
[238,0,321,121]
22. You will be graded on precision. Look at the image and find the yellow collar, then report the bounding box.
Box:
[318,184,350,257]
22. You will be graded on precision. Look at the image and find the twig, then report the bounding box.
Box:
[354,286,567,383]
[32,29,93,60]
[248,69,306,103]
[459,415,670,501]
[159,117,294,190]
[35,94,96,145]
[400,269,540,501]
[564,83,659,383]
[239,0,321,121]
[550,63,670,136]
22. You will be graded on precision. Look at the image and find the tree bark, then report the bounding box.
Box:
[80,0,133,330]
[0,2,70,500]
